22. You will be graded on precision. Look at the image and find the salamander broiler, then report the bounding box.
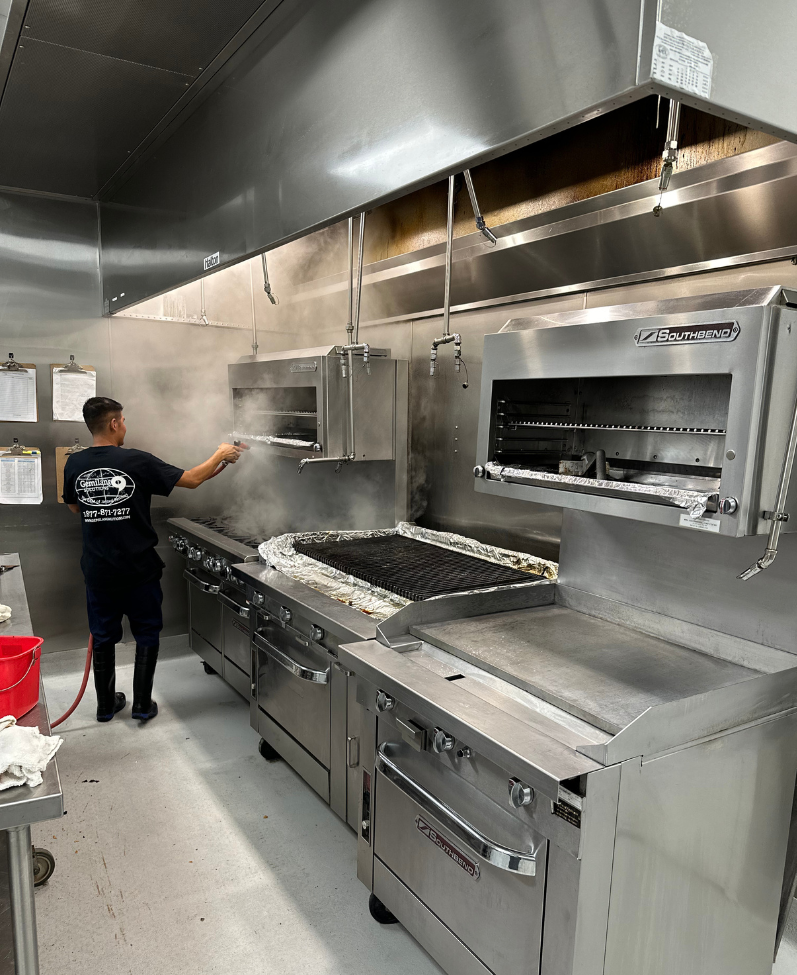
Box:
[338,289,797,975]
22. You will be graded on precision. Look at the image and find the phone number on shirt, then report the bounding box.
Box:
[84,508,131,520]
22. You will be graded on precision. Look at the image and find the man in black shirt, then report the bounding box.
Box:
[63,397,244,722]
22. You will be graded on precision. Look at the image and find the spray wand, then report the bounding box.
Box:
[208,440,248,480]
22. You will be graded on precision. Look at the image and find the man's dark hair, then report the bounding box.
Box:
[83,397,123,434]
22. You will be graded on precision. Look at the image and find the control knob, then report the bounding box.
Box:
[473,465,485,478]
[375,690,395,713]
[279,606,292,624]
[203,555,215,571]
[189,546,202,561]
[432,728,455,753]
[508,778,534,808]
[310,625,325,643]
[251,592,265,608]
[718,497,738,515]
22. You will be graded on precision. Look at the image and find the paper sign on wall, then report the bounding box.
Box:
[51,364,96,421]
[0,366,37,422]
[0,449,42,505]
[651,23,714,99]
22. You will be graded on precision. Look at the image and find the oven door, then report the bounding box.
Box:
[185,567,222,671]
[219,590,251,695]
[254,617,331,768]
[373,740,547,975]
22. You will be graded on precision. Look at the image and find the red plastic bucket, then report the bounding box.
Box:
[0,636,43,720]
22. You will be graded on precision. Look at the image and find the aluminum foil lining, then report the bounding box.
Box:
[259,522,558,621]
[485,462,712,519]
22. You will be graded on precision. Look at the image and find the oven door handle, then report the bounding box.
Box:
[217,591,250,618]
[253,631,329,685]
[183,568,221,594]
[376,742,537,877]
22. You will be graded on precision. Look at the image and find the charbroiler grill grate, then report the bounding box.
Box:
[192,517,265,549]
[293,535,538,602]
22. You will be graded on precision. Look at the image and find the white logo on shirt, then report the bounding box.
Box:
[75,468,136,507]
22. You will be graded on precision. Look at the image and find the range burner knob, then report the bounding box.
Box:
[718,496,738,515]
[203,555,215,571]
[279,606,292,624]
[218,560,230,579]
[375,690,395,713]
[432,728,455,753]
[473,465,485,478]
[251,592,265,608]
[508,778,534,808]
[189,546,202,561]
[310,625,325,643]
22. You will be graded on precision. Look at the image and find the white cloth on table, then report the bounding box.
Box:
[0,715,63,790]
[0,604,11,622]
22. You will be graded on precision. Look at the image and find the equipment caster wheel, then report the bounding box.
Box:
[369,893,398,925]
[202,661,216,675]
[32,848,56,887]
[258,738,281,762]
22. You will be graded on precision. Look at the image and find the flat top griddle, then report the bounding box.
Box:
[293,534,538,602]
[412,605,759,734]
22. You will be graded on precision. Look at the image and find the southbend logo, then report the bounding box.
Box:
[415,816,480,879]
[635,321,740,347]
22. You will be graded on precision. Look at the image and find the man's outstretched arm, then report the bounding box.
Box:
[176,443,245,489]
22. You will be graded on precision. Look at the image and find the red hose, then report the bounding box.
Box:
[51,634,93,729]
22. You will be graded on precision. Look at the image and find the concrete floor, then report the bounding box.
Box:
[36,642,443,975]
[33,641,797,975]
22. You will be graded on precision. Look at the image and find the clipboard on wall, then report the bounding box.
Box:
[56,440,88,503]
[0,356,37,422]
[51,359,96,421]
[0,444,42,504]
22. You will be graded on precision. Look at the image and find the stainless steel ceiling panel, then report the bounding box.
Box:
[22,0,270,75]
[0,38,192,197]
[100,0,644,308]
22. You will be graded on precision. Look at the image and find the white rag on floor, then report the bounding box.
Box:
[0,715,63,791]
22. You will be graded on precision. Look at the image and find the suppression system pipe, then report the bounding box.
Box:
[463,170,497,245]
[430,176,463,377]
[653,99,681,215]
[299,212,369,473]
[353,212,366,345]
[739,380,797,579]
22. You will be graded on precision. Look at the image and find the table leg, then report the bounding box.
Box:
[6,825,39,975]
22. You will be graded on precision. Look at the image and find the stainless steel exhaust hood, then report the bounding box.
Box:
[101,0,797,311]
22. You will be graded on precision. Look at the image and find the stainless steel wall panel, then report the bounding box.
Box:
[100,0,644,308]
[0,188,251,650]
[559,510,797,656]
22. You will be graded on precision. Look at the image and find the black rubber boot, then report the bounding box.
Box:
[131,644,159,720]
[93,642,126,722]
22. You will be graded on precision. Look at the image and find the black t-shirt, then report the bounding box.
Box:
[63,446,184,591]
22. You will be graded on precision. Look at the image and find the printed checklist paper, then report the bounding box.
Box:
[52,366,96,421]
[0,450,43,504]
[0,367,37,422]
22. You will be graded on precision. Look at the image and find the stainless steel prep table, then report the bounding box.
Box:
[0,555,63,975]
